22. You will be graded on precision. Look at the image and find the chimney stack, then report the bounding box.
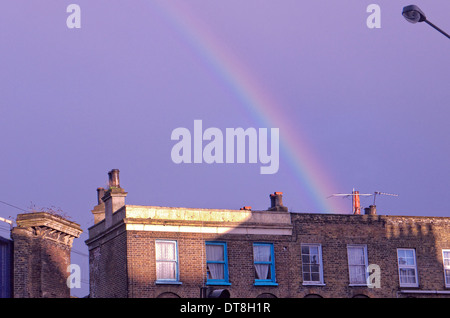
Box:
[269,192,288,212]
[103,169,127,228]
[11,212,82,298]
[364,205,377,215]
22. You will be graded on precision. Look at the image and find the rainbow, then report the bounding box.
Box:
[149,1,347,213]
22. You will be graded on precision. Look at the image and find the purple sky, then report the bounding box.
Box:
[1,1,449,297]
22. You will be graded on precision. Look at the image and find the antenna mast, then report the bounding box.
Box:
[328,188,372,214]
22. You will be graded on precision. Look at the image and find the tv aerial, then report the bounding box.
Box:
[372,191,399,205]
[328,189,398,214]
[327,188,372,214]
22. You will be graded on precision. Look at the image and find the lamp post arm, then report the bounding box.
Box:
[424,20,450,39]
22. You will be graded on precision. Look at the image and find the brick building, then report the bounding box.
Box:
[86,170,450,298]
[0,235,13,298]
[11,212,82,298]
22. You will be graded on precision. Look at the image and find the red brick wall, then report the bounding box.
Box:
[125,231,293,298]
[12,228,72,298]
[89,226,128,298]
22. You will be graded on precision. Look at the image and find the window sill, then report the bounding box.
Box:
[349,284,368,287]
[155,281,182,285]
[303,282,326,286]
[254,282,278,287]
[206,282,232,286]
[399,284,419,288]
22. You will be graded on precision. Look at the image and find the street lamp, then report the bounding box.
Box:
[402,5,450,39]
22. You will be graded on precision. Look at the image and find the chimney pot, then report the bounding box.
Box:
[240,206,252,210]
[97,187,105,205]
[353,190,361,215]
[108,169,120,188]
[364,205,377,215]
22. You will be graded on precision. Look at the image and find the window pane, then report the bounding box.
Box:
[445,269,450,283]
[311,265,320,273]
[311,273,320,282]
[301,246,309,254]
[156,242,175,261]
[406,269,416,284]
[157,262,176,280]
[399,268,416,285]
[255,264,270,280]
[303,272,311,281]
[406,268,415,276]
[207,263,225,280]
[302,255,310,263]
[399,269,408,284]
[206,244,224,262]
[303,264,310,272]
[254,245,271,262]
[405,256,415,266]
[310,246,318,255]
[348,247,364,265]
[398,249,416,267]
[349,265,366,284]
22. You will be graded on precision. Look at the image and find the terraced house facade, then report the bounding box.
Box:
[86,170,450,298]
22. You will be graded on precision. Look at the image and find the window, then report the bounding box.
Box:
[301,244,324,285]
[442,250,450,287]
[206,242,230,285]
[347,245,368,285]
[253,243,277,286]
[155,240,179,283]
[397,248,418,287]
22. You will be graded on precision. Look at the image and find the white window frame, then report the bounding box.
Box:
[397,248,418,288]
[155,240,180,284]
[301,243,325,285]
[442,249,450,288]
[347,244,369,286]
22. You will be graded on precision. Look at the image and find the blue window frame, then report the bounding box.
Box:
[253,243,277,286]
[206,241,230,285]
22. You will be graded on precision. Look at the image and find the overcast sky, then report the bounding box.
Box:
[1,0,449,297]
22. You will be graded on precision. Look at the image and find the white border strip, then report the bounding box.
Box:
[126,223,291,236]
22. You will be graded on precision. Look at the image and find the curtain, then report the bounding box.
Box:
[157,262,176,280]
[254,245,271,280]
[348,247,365,284]
[156,242,176,280]
[444,251,450,284]
[206,245,224,280]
